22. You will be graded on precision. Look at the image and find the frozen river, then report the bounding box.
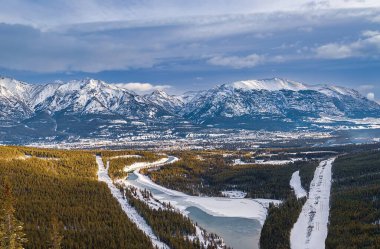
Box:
[125,167,273,249]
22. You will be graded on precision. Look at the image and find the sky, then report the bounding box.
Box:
[0,0,380,100]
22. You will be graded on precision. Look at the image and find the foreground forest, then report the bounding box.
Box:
[0,146,152,249]
[1,144,380,249]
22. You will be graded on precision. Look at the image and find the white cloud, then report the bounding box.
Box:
[362,30,380,37]
[208,54,263,68]
[315,29,380,59]
[315,44,354,59]
[372,15,380,23]
[1,0,380,29]
[367,92,375,100]
[113,82,171,93]
[359,84,375,91]
[0,2,379,73]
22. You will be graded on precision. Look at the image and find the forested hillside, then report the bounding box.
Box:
[326,150,380,248]
[0,146,153,249]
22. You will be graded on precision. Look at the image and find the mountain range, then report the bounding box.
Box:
[0,76,379,143]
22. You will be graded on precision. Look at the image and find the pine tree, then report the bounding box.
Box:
[0,179,27,249]
[49,214,63,249]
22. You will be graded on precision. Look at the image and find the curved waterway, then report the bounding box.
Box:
[126,172,263,249]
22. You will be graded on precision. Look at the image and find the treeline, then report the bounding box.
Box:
[0,146,153,249]
[148,152,318,199]
[326,150,380,248]
[260,196,306,249]
[99,149,159,159]
[124,187,228,249]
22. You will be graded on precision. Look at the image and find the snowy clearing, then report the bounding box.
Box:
[96,156,169,249]
[290,170,307,199]
[290,157,336,249]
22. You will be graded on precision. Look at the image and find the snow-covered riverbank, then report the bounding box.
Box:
[290,157,336,249]
[124,156,178,172]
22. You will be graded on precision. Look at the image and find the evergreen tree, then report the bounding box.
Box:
[49,215,63,249]
[0,179,27,249]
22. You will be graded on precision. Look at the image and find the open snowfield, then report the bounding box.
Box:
[96,156,169,249]
[290,170,307,199]
[290,158,336,249]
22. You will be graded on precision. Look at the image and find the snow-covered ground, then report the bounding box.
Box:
[290,170,307,199]
[109,155,142,159]
[290,157,336,249]
[96,156,169,249]
[221,190,247,199]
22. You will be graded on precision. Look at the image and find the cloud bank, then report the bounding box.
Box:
[114,82,171,93]
[0,0,379,100]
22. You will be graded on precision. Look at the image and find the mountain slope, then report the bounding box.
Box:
[0,76,379,142]
[145,90,184,114]
[181,78,380,128]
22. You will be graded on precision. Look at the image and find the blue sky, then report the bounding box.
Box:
[0,0,380,100]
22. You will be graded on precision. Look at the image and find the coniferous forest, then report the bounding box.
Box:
[326,150,380,248]
[0,146,153,249]
[259,196,306,249]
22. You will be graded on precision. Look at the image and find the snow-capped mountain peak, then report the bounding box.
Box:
[224,77,362,99]
[228,78,309,91]
[145,89,184,113]
[0,76,34,99]
[0,76,379,138]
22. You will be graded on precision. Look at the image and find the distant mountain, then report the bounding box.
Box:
[179,78,380,129]
[0,77,171,119]
[0,76,379,143]
[145,90,184,114]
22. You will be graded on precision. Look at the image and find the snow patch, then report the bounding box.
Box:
[290,171,307,199]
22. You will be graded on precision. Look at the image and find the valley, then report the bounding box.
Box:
[2,1,379,248]
[1,144,379,248]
